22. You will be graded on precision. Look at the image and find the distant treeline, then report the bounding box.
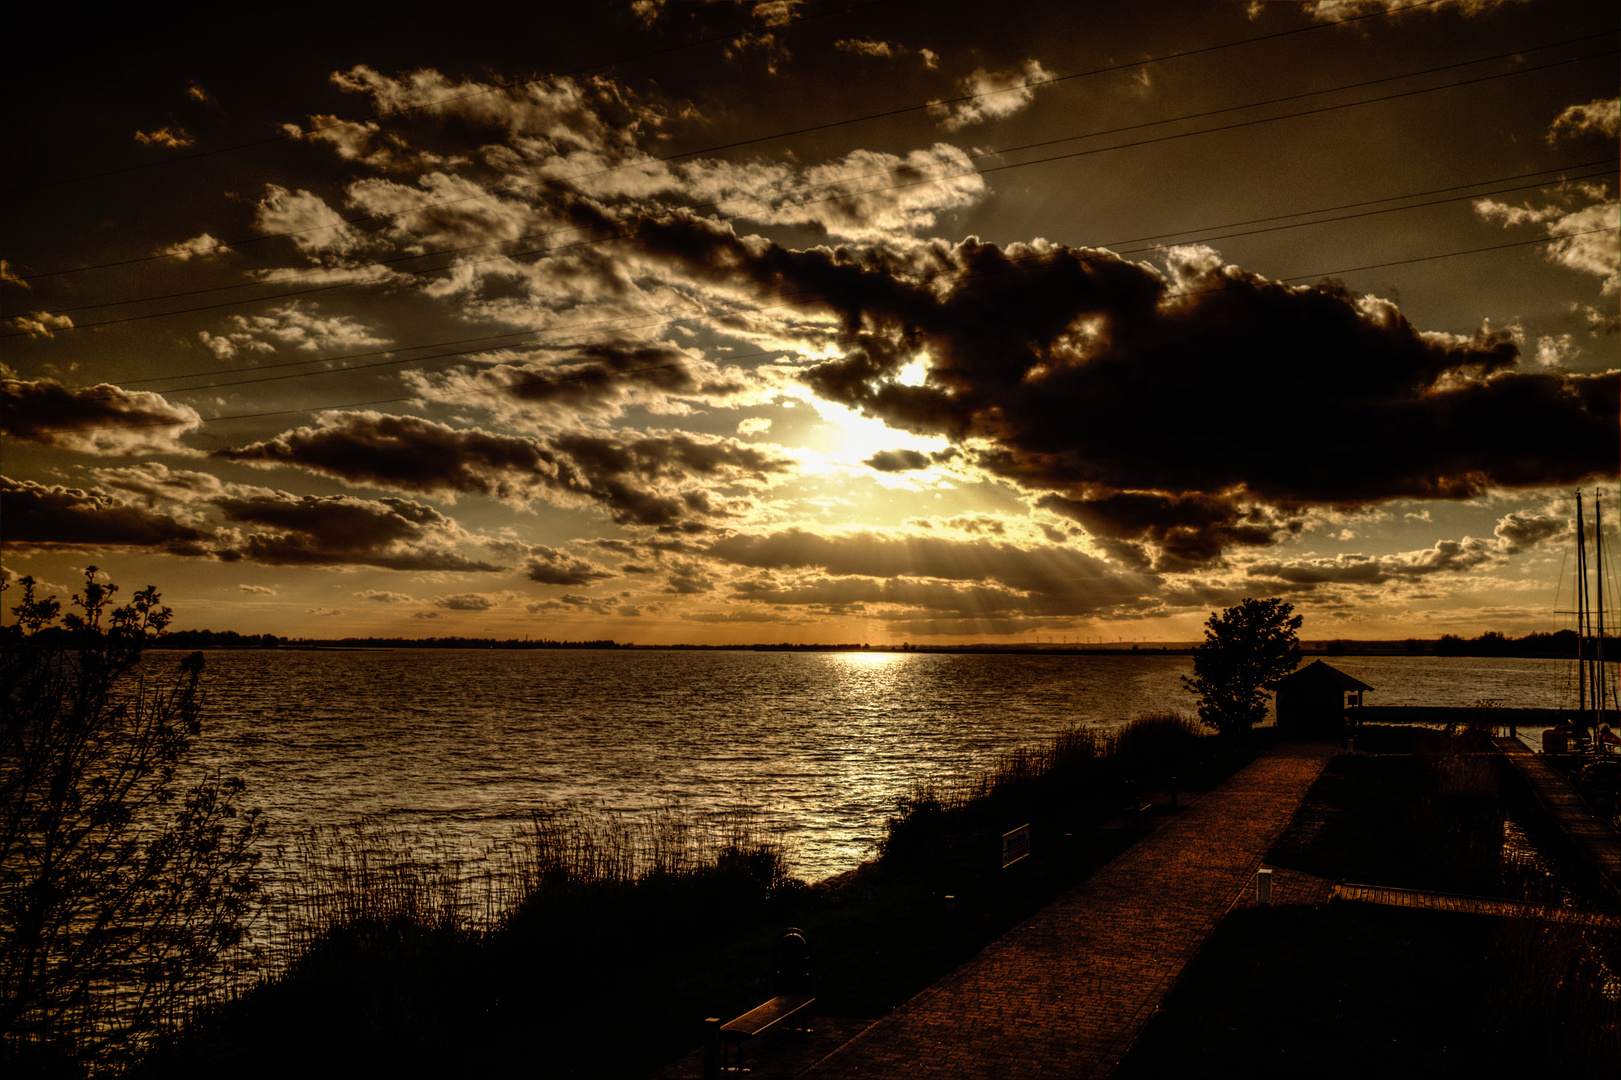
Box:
[1434,630,1581,658]
[141,629,1588,656]
[157,631,622,650]
[1319,630,1581,658]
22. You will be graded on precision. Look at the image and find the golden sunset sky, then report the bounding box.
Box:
[3,0,1617,644]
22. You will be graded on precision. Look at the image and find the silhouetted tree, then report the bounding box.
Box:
[1183,598,1303,736]
[1,570,263,1072]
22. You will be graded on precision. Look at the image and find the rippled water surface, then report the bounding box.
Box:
[154,649,1572,883]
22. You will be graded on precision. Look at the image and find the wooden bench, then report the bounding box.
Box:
[709,994,814,1074]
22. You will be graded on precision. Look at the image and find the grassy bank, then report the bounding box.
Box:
[1114,726,1621,1079]
[129,713,1252,1078]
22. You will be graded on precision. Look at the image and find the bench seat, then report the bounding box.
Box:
[721,993,814,1041]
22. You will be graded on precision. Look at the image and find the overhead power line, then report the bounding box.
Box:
[7,39,1611,338]
[12,223,1616,440]
[26,162,1610,404]
[8,0,1456,268]
[23,28,1612,312]
[0,1,890,195]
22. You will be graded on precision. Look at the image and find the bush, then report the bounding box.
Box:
[1,570,263,1073]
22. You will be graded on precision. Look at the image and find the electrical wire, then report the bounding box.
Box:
[8,40,1612,338]
[0,0,891,195]
[6,0,1465,274]
[21,162,1612,404]
[13,222,1616,439]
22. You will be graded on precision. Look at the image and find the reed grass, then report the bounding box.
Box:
[878,712,1207,868]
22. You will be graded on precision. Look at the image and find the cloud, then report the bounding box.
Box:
[158,233,228,260]
[835,38,938,68]
[1475,191,1620,293]
[1493,511,1565,553]
[198,304,387,359]
[708,528,1158,618]
[7,311,74,338]
[724,33,791,74]
[1040,490,1301,571]
[865,448,932,472]
[308,64,642,175]
[1,378,201,456]
[711,234,1616,562]
[433,592,497,611]
[220,411,790,529]
[239,584,277,595]
[355,589,414,602]
[527,593,614,615]
[524,545,616,585]
[1247,536,1502,586]
[698,143,987,241]
[1249,509,1569,588]
[254,185,364,255]
[1548,97,1620,143]
[212,490,502,572]
[219,411,556,505]
[930,60,1052,131]
[134,126,194,148]
[1302,1,1528,20]
[0,476,215,556]
[89,462,225,501]
[401,340,734,425]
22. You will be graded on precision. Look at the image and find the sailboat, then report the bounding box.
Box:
[1565,488,1617,752]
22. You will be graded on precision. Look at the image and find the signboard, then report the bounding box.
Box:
[1001,824,1031,869]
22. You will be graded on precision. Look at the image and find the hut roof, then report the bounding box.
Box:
[1276,660,1374,693]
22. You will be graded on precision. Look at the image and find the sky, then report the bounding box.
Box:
[2,0,1617,645]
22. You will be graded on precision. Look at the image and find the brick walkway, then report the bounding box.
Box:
[797,740,1339,1080]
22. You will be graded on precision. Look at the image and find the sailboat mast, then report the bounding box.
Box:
[1598,492,1608,726]
[1577,489,1589,716]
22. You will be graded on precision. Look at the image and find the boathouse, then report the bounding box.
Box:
[1274,661,1373,737]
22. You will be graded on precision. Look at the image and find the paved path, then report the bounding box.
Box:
[797,740,1339,1080]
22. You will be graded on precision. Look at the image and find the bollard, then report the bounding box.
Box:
[944,893,957,950]
[1256,868,1273,905]
[704,1017,721,1079]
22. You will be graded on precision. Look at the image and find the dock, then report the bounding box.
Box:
[1493,735,1621,902]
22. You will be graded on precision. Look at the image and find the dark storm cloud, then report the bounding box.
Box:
[524,545,616,585]
[0,476,214,556]
[1039,491,1302,571]
[606,213,1614,558]
[212,491,501,572]
[219,411,791,530]
[218,412,553,505]
[2,378,200,456]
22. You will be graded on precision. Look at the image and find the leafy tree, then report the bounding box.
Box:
[1,569,263,1072]
[1183,597,1302,736]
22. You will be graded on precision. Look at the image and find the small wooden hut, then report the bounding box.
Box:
[1274,661,1373,737]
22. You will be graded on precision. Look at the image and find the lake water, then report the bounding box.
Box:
[151,648,1577,885]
